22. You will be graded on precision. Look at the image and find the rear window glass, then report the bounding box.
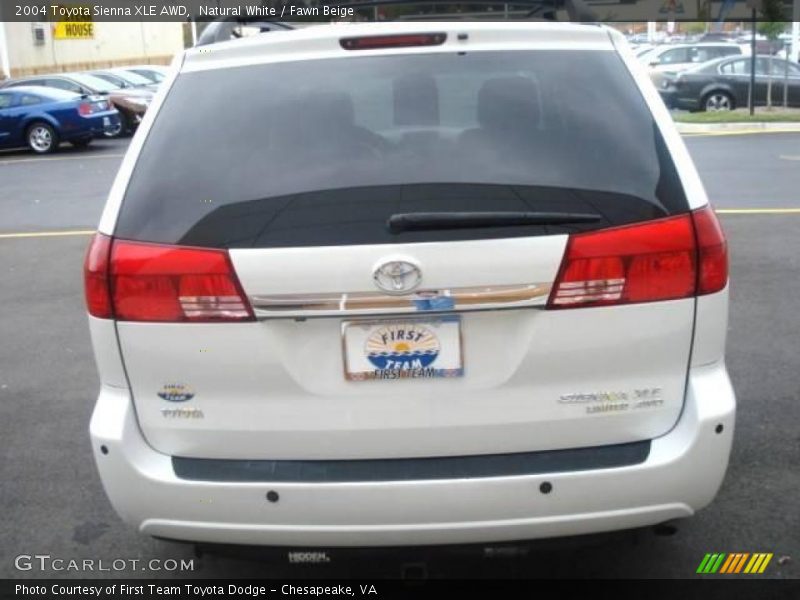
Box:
[111,70,152,86]
[116,50,688,249]
[70,73,120,93]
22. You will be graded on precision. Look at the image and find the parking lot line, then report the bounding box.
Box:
[0,230,95,239]
[715,208,800,215]
[0,153,124,166]
[681,129,800,137]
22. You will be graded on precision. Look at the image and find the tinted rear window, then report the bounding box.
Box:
[116,50,688,248]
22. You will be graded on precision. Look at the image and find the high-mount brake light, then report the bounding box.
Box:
[340,33,447,51]
[82,235,254,322]
[547,206,728,309]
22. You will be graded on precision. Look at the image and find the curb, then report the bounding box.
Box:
[676,121,800,135]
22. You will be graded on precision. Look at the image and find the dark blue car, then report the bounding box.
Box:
[0,86,120,154]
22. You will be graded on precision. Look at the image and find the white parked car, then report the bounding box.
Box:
[85,21,735,548]
[641,43,743,87]
[121,64,171,85]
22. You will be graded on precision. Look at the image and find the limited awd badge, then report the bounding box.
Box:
[157,383,195,402]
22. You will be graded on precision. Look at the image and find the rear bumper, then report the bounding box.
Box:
[67,111,121,139]
[90,362,735,547]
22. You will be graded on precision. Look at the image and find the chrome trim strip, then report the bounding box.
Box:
[250,283,552,319]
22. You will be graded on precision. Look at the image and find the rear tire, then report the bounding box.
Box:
[104,110,133,138]
[103,117,124,138]
[703,91,734,112]
[121,111,138,137]
[27,122,59,154]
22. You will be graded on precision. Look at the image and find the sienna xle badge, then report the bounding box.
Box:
[85,22,735,548]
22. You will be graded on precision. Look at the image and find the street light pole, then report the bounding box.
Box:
[0,22,11,80]
[749,8,756,116]
[792,0,799,64]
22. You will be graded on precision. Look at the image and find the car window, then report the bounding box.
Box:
[691,47,720,63]
[720,59,751,75]
[113,70,152,86]
[9,79,43,88]
[0,93,14,109]
[658,48,691,64]
[46,78,83,93]
[118,50,688,249]
[20,95,42,106]
[93,73,127,88]
[134,69,164,83]
[762,59,800,77]
[69,73,120,93]
[754,58,782,76]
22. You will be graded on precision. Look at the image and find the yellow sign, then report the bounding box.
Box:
[53,21,94,40]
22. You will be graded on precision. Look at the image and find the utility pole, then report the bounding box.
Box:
[792,0,799,64]
[750,8,756,115]
[745,0,760,116]
[0,22,11,80]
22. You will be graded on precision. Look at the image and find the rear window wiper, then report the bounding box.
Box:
[387,211,602,234]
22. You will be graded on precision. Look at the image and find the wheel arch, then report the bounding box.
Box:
[699,86,737,111]
[22,113,60,134]
[700,84,736,101]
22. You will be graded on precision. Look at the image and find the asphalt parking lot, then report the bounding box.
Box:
[0,134,798,579]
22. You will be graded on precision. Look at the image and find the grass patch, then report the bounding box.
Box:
[673,109,800,123]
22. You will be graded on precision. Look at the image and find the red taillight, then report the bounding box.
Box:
[82,236,254,322]
[692,205,728,295]
[340,33,446,50]
[78,102,92,116]
[548,212,706,309]
[84,233,113,318]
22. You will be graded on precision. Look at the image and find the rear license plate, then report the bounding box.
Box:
[343,317,463,382]
[102,117,110,127]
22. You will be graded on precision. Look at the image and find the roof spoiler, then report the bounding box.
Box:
[315,0,597,22]
[193,1,597,47]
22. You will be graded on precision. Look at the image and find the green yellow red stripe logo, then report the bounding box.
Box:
[697,553,773,574]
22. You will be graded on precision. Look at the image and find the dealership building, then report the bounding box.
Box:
[0,22,184,80]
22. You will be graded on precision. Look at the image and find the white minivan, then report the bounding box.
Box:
[85,22,735,548]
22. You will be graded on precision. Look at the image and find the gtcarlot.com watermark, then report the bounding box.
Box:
[14,554,195,573]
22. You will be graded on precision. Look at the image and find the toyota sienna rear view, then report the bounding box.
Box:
[84,22,735,547]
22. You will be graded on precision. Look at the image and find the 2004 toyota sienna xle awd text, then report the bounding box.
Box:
[84,22,734,547]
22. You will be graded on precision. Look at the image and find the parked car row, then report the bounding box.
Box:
[0,86,120,153]
[638,42,744,88]
[659,55,800,112]
[628,36,800,112]
[0,64,170,153]
[629,31,788,57]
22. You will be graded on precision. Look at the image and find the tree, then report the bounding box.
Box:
[695,0,711,21]
[757,2,787,110]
